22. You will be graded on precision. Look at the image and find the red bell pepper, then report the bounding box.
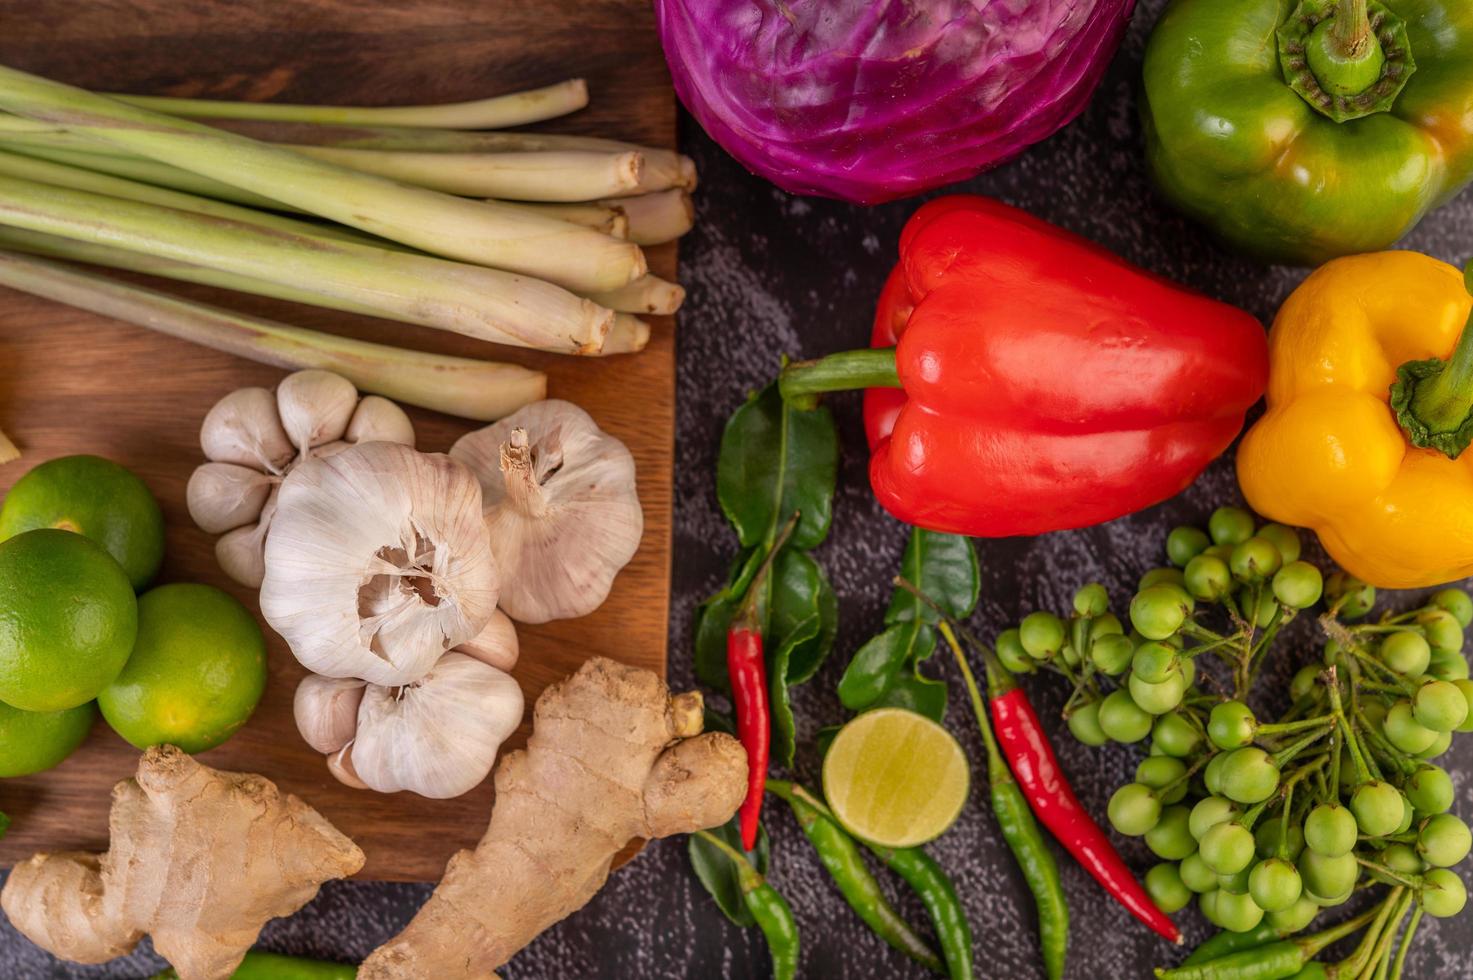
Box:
[780,195,1268,537]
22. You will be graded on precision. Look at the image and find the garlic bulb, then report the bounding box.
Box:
[187,370,416,587]
[449,400,642,623]
[305,652,524,799]
[261,441,499,686]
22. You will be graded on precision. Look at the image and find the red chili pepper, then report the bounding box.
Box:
[727,515,799,852]
[728,613,770,852]
[779,194,1268,537]
[986,661,1183,944]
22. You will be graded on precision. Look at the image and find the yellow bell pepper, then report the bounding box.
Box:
[1238,251,1473,589]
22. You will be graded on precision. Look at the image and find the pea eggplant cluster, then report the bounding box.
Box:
[1003,507,1473,979]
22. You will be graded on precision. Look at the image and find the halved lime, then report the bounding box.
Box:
[822,707,970,848]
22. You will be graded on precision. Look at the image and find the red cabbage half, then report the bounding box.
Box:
[654,0,1136,205]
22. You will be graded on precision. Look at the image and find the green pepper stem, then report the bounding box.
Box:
[1330,0,1372,56]
[694,830,766,893]
[779,348,900,409]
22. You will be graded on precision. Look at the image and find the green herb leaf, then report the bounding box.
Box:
[771,550,838,686]
[688,813,771,927]
[886,529,979,626]
[0,809,9,840]
[770,605,823,768]
[716,383,838,552]
[837,622,933,711]
[870,667,948,724]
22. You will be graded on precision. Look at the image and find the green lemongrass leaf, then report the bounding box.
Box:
[689,813,771,928]
[838,622,934,712]
[716,382,838,552]
[886,530,979,626]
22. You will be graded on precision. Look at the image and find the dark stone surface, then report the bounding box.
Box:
[4,0,1473,976]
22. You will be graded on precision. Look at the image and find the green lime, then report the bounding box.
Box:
[0,455,165,590]
[98,583,266,753]
[822,707,969,848]
[0,698,95,776]
[0,529,137,711]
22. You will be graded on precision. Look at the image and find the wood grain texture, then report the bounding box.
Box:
[0,0,675,882]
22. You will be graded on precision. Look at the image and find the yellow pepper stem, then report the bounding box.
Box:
[1390,263,1473,458]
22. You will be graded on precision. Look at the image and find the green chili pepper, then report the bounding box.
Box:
[149,950,357,979]
[786,783,974,980]
[695,829,801,980]
[768,781,944,973]
[1183,923,1289,966]
[938,620,1068,980]
[1157,902,1382,980]
[1287,965,1328,980]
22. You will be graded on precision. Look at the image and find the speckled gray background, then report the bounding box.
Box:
[4,0,1473,977]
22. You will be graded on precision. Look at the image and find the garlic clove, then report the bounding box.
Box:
[327,744,370,791]
[261,442,499,687]
[200,386,294,473]
[276,370,359,454]
[349,652,524,799]
[454,609,520,672]
[346,396,416,449]
[186,462,275,534]
[449,400,643,624]
[294,674,367,754]
[309,440,354,460]
[214,486,278,588]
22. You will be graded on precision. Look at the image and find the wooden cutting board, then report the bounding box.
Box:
[0,0,676,881]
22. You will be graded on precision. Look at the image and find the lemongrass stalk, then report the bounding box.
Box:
[0,150,394,249]
[602,314,652,355]
[586,274,685,315]
[607,189,695,245]
[3,143,309,212]
[111,79,589,129]
[0,65,644,291]
[0,226,391,317]
[0,174,613,353]
[506,191,694,245]
[496,201,629,237]
[288,145,644,201]
[147,117,696,185]
[0,251,545,420]
[0,427,17,464]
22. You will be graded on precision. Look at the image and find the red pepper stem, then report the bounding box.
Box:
[778,347,901,410]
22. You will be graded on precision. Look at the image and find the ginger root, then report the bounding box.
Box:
[360,656,747,979]
[0,745,364,980]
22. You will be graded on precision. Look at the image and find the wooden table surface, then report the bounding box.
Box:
[0,0,676,882]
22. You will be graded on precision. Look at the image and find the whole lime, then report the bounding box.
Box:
[0,699,96,776]
[0,455,165,590]
[0,529,138,711]
[98,583,266,753]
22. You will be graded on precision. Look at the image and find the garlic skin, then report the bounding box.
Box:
[294,674,368,754]
[341,652,524,799]
[455,609,520,672]
[261,442,499,687]
[187,370,416,587]
[449,399,642,624]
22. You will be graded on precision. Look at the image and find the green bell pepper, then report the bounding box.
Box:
[1142,0,1473,265]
